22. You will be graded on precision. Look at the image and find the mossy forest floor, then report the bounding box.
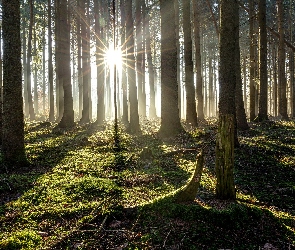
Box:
[0,118,294,249]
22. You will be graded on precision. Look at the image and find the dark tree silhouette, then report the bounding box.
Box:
[2,0,28,168]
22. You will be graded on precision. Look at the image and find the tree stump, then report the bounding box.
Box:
[215,114,236,200]
[175,151,204,202]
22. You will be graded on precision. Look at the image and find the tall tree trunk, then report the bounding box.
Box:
[95,0,105,125]
[193,0,204,121]
[57,0,74,128]
[216,0,238,200]
[235,5,249,130]
[33,24,38,116]
[126,0,140,133]
[48,0,54,121]
[27,0,35,120]
[55,0,64,121]
[0,26,2,144]
[136,0,146,117]
[277,0,288,120]
[2,0,28,168]
[145,1,156,119]
[183,0,198,126]
[42,20,46,116]
[158,0,183,138]
[120,0,128,124]
[257,0,268,121]
[80,0,90,123]
[249,0,256,121]
[22,19,29,118]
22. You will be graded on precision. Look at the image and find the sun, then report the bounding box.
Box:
[105,44,122,69]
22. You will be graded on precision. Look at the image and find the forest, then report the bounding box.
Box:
[0,0,294,249]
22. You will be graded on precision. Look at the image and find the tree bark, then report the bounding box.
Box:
[57,0,74,128]
[126,0,140,133]
[27,0,35,120]
[249,0,256,121]
[277,0,288,120]
[95,0,105,125]
[2,0,28,168]
[183,0,198,126]
[215,115,236,200]
[193,0,204,121]
[80,0,90,123]
[48,0,54,121]
[257,0,268,121]
[158,0,184,138]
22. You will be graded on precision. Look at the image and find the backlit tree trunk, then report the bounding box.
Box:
[57,0,74,128]
[126,0,140,133]
[80,0,90,123]
[193,0,204,121]
[48,0,54,121]
[27,0,35,120]
[95,0,105,125]
[158,0,183,138]
[183,0,198,126]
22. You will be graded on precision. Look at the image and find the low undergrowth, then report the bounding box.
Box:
[0,119,294,249]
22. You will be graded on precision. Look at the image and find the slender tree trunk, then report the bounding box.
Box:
[120,0,128,124]
[235,4,249,130]
[136,0,146,118]
[95,0,105,124]
[272,43,278,117]
[183,0,198,126]
[22,19,29,118]
[258,0,268,121]
[48,0,54,121]
[33,24,38,116]
[193,0,204,121]
[145,1,156,119]
[27,0,35,120]
[42,21,46,116]
[80,0,90,123]
[126,0,140,133]
[249,0,256,121]
[277,0,288,120]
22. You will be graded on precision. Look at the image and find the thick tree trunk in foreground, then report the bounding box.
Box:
[216,0,237,200]
[2,0,28,168]
[215,115,236,199]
